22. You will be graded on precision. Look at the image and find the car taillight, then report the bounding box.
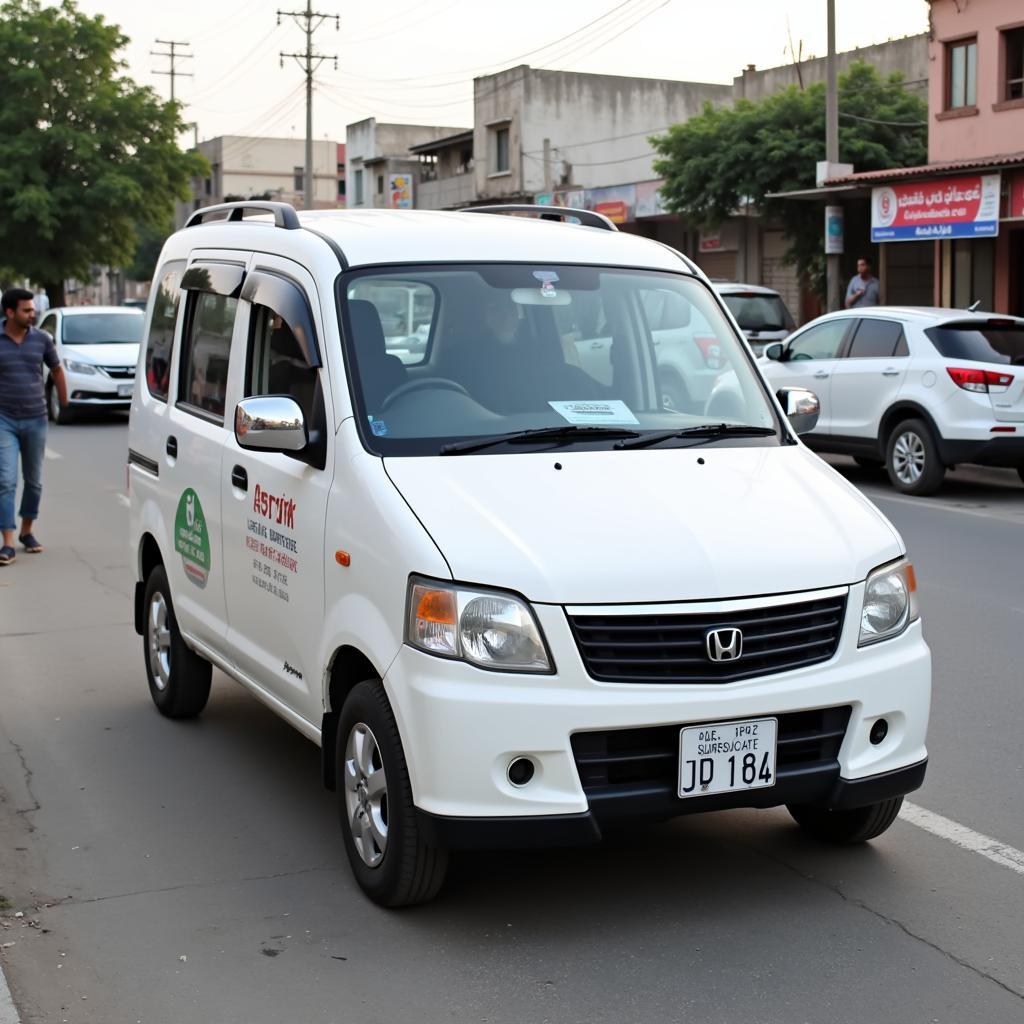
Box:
[694,336,723,369]
[946,367,1014,394]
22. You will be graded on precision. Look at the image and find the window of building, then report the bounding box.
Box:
[179,292,236,421]
[377,174,384,195]
[354,169,364,205]
[418,154,438,182]
[490,125,510,174]
[846,319,906,359]
[951,237,995,312]
[947,38,977,109]
[144,264,184,402]
[456,147,473,176]
[338,178,345,198]
[1003,26,1024,102]
[294,166,304,192]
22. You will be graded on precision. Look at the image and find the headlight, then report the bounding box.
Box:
[859,559,919,646]
[64,359,96,375]
[407,576,552,672]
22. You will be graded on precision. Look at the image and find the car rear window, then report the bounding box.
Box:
[924,322,1024,365]
[721,293,794,332]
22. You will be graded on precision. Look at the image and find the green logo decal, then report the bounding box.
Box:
[174,488,211,589]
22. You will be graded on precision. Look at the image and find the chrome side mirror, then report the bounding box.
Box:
[777,387,819,435]
[764,342,785,361]
[235,396,307,452]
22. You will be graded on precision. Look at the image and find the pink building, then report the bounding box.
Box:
[824,0,1024,315]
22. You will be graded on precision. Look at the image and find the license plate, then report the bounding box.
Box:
[678,717,777,799]
[117,383,133,397]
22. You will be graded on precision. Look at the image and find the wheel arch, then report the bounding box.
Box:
[134,534,165,636]
[321,645,385,791]
[878,402,944,451]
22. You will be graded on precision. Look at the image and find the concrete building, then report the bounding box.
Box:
[345,119,467,209]
[409,130,475,210]
[182,136,343,226]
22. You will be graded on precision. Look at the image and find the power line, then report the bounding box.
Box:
[151,38,193,104]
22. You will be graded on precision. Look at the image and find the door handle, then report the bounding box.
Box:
[813,371,829,379]
[231,465,248,491]
[882,369,900,377]
[166,435,177,458]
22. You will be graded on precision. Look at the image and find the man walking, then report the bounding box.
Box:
[0,287,67,565]
[845,257,881,308]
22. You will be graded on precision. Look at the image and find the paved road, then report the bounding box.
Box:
[1,418,1023,1024]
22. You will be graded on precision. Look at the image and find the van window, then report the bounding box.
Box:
[179,292,236,420]
[145,265,184,402]
[246,304,321,424]
[346,279,436,366]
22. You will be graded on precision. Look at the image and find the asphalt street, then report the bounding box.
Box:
[1,415,1023,1024]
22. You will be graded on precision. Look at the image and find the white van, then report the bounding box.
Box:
[128,202,930,906]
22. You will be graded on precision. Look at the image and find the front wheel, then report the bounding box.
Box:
[787,796,903,844]
[337,681,447,907]
[885,419,945,495]
[47,381,73,425]
[142,565,212,718]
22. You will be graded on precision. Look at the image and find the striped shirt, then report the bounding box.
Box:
[0,324,59,418]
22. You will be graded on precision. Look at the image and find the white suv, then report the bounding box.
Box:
[761,307,1024,495]
[128,202,930,906]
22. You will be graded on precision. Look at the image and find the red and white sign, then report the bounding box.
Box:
[871,173,1001,241]
[1009,172,1024,221]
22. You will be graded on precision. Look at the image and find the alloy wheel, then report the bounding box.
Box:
[892,430,926,485]
[147,592,171,691]
[344,722,389,867]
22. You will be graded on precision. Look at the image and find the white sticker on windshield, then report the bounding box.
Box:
[549,400,640,425]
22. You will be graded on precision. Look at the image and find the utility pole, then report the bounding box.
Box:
[152,39,193,104]
[279,2,338,211]
[825,0,840,312]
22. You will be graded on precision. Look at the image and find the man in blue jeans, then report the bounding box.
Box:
[0,288,68,565]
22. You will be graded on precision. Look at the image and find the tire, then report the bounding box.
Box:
[787,796,904,844]
[142,565,212,719]
[1017,467,1024,486]
[885,418,945,495]
[853,456,883,471]
[47,381,73,425]
[659,372,691,414]
[337,680,447,907]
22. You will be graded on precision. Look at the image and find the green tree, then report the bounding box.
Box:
[651,62,928,297]
[0,0,207,304]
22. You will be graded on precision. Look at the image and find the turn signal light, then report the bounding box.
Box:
[946,367,1014,394]
[414,587,457,625]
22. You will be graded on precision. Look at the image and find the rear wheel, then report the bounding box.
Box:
[885,419,945,495]
[337,681,447,907]
[142,565,212,718]
[788,796,904,844]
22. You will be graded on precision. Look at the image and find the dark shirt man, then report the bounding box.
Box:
[0,288,67,563]
[845,257,881,308]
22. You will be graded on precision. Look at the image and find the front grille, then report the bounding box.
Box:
[572,706,851,801]
[567,593,847,684]
[98,365,135,379]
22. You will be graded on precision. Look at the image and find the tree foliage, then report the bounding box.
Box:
[651,62,928,295]
[0,0,207,301]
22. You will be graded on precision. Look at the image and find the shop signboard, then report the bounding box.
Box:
[636,180,669,218]
[584,184,637,224]
[871,173,1000,241]
[388,173,413,209]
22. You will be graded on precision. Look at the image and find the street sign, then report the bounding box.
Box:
[824,205,844,254]
[871,174,1001,241]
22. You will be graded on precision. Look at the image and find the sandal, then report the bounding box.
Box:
[0,545,14,565]
[18,533,43,553]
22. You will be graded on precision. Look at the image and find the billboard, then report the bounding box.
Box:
[388,173,413,209]
[871,174,1000,242]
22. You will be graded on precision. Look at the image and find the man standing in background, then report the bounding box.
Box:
[0,288,67,565]
[845,257,881,308]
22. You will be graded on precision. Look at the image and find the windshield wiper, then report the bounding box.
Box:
[614,423,777,451]
[440,424,641,455]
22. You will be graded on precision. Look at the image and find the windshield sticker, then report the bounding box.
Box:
[370,418,389,437]
[549,400,640,426]
[246,483,298,603]
[533,270,559,299]
[175,488,211,589]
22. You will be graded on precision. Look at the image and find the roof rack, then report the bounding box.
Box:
[463,204,617,232]
[185,201,301,230]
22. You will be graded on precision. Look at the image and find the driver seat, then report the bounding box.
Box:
[348,299,407,411]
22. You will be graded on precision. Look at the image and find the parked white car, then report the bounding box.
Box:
[758,307,1024,495]
[128,201,930,905]
[712,282,796,355]
[40,306,145,423]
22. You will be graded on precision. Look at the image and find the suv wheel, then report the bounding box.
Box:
[337,681,447,907]
[659,372,690,414]
[885,419,945,495]
[47,381,73,425]
[143,565,212,718]
[788,796,903,844]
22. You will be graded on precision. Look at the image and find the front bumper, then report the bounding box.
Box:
[64,370,135,406]
[383,585,931,840]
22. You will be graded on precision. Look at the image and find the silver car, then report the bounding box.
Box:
[713,282,796,355]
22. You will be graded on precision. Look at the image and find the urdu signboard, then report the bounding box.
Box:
[871,174,1001,242]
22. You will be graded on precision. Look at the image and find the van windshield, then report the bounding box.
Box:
[340,265,780,455]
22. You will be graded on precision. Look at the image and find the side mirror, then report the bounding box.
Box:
[777,387,819,435]
[764,342,785,361]
[235,396,307,452]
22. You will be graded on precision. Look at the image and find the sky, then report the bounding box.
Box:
[73,0,932,143]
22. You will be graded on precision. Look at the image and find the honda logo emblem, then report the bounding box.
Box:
[706,628,743,662]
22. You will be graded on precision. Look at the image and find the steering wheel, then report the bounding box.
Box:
[380,376,471,411]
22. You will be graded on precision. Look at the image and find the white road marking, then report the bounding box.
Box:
[0,962,21,1024]
[902,801,1024,876]
[865,489,1024,525]
[43,447,61,461]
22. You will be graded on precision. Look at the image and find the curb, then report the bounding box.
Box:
[0,962,20,1024]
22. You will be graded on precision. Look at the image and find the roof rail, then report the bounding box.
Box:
[463,204,617,232]
[185,201,301,230]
